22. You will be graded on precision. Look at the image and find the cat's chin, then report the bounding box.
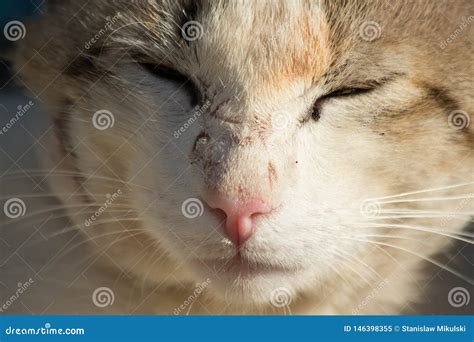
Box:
[189,255,302,307]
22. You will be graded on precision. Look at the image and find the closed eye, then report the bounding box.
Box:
[307,86,375,122]
[138,62,201,106]
[323,87,374,98]
[140,63,188,83]
[306,73,405,122]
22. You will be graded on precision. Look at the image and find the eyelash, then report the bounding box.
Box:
[139,63,201,106]
[310,87,375,121]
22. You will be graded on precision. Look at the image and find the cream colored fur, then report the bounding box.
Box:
[7,0,473,314]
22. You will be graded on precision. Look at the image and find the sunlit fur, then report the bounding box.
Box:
[12,0,473,314]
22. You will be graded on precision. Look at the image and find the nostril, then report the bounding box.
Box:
[203,191,274,247]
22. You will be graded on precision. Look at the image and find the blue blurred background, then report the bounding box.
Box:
[0,0,44,25]
[0,0,44,83]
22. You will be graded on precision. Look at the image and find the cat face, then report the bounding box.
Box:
[15,0,473,308]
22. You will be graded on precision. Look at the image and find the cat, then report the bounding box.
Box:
[5,0,473,314]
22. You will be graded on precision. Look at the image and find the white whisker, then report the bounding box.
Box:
[1,169,155,193]
[46,217,142,239]
[370,182,474,201]
[364,223,474,243]
[373,215,472,221]
[0,204,133,228]
[343,237,474,285]
[334,247,386,283]
[0,192,134,201]
[379,209,474,216]
[379,195,474,204]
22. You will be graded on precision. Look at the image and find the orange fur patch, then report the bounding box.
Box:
[280,15,331,83]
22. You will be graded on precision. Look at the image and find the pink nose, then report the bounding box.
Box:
[204,191,273,246]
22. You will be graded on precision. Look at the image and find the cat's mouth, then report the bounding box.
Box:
[196,254,301,278]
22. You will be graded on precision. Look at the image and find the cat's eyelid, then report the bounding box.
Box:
[325,86,374,98]
[139,63,189,84]
[131,53,184,80]
[323,72,405,97]
[132,55,201,106]
[305,73,404,123]
[325,81,383,98]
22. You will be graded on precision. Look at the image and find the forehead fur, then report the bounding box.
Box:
[121,1,332,97]
[13,0,473,113]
